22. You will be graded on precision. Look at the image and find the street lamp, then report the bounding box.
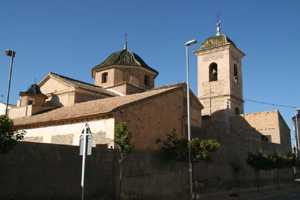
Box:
[184,39,197,200]
[5,49,16,116]
[294,110,300,157]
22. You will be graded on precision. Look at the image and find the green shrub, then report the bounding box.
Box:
[0,115,24,153]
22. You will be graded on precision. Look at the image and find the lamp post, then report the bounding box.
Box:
[184,39,197,200]
[5,49,16,116]
[295,110,300,157]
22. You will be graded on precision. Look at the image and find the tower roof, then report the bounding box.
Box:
[197,34,237,51]
[196,19,244,53]
[91,48,158,78]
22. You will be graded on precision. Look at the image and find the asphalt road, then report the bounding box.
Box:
[262,192,300,200]
[200,184,300,200]
[254,185,300,200]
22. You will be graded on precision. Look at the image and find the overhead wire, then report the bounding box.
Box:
[244,98,298,110]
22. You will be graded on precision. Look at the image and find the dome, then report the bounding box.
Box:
[198,34,237,51]
[92,48,158,78]
[19,84,44,96]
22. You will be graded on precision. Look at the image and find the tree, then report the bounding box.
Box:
[269,152,296,188]
[114,122,134,200]
[190,138,220,162]
[246,152,273,191]
[247,151,296,191]
[158,130,220,197]
[159,130,221,162]
[158,129,188,162]
[158,131,220,162]
[0,115,24,153]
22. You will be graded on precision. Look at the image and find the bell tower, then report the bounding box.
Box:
[195,21,245,117]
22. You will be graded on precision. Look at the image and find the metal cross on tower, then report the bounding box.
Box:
[216,18,221,36]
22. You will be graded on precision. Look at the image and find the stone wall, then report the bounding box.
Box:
[0,142,293,200]
[0,143,117,200]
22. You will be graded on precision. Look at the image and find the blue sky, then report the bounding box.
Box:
[0,1,300,144]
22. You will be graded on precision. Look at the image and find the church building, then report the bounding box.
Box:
[9,22,291,153]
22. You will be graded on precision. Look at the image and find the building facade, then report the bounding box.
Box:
[10,22,291,153]
[10,46,202,150]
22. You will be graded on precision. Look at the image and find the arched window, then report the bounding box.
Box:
[233,64,238,84]
[209,62,218,82]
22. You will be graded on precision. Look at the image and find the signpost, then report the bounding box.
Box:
[80,123,93,200]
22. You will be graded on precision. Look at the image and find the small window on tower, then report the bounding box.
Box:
[233,64,238,84]
[144,75,150,86]
[235,107,240,115]
[28,100,33,105]
[101,72,108,83]
[209,62,218,82]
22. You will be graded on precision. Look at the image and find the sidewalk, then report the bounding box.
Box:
[197,183,300,200]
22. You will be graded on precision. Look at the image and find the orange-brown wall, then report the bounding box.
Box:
[114,88,202,150]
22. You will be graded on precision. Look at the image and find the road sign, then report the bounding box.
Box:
[80,123,93,200]
[79,129,93,156]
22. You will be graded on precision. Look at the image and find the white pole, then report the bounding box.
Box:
[295,112,299,156]
[184,39,197,200]
[185,45,193,200]
[81,124,87,200]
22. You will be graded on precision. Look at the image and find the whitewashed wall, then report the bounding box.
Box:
[0,103,6,115]
[23,118,115,148]
[0,103,13,116]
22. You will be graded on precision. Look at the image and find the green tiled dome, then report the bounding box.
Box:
[92,48,158,78]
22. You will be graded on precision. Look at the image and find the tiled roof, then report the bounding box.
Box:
[91,48,158,78]
[46,72,118,97]
[196,34,237,52]
[13,83,186,128]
